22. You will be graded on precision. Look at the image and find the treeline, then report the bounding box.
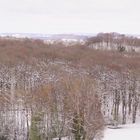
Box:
[0,37,140,140]
[87,32,140,52]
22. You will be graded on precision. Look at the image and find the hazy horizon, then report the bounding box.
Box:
[0,0,139,34]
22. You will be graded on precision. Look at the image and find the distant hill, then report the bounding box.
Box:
[0,33,89,41]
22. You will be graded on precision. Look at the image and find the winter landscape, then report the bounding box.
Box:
[0,0,140,140]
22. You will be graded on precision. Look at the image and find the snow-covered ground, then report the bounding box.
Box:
[103,123,140,140]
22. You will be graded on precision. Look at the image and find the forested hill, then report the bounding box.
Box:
[0,36,140,140]
[87,33,140,52]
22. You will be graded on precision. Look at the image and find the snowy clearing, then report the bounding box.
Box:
[103,123,140,140]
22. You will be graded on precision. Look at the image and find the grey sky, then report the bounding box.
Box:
[0,0,139,34]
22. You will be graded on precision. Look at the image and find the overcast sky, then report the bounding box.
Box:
[0,0,139,34]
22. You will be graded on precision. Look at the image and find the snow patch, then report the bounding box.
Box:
[103,123,140,140]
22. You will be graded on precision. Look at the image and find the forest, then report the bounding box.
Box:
[0,33,140,140]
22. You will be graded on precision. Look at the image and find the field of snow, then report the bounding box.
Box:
[103,123,140,140]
